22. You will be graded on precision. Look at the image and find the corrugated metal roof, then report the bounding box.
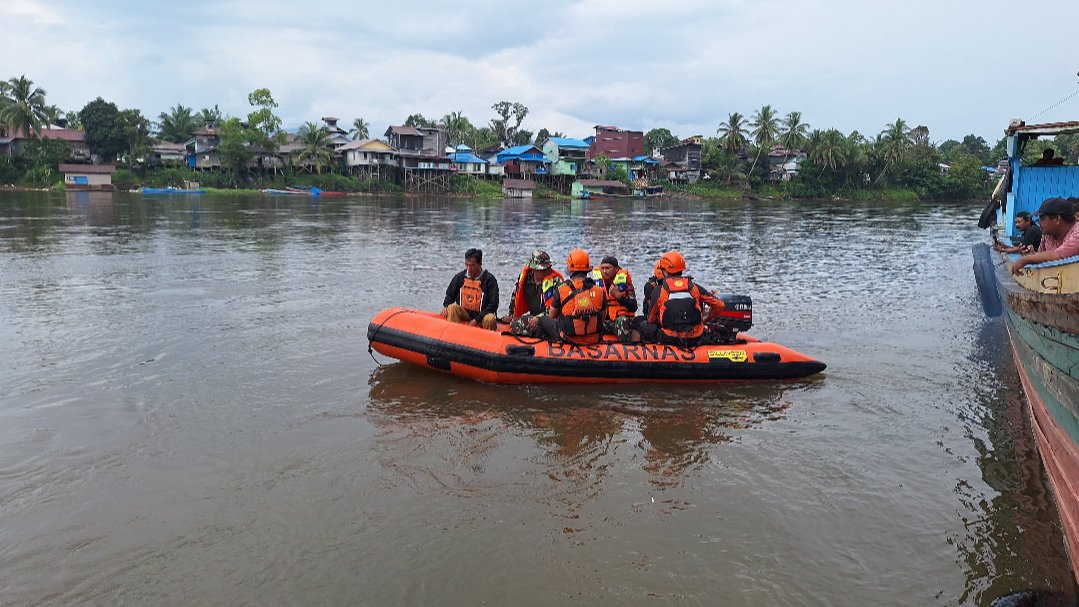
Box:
[548,137,589,148]
[449,152,488,164]
[579,179,626,188]
[386,125,423,137]
[503,179,536,189]
[1006,120,1079,136]
[59,163,115,174]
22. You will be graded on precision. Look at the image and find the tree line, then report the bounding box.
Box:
[2,73,1073,199]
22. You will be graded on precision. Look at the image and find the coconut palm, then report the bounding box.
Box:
[295,121,333,174]
[778,111,810,153]
[716,112,749,153]
[350,117,369,140]
[157,104,200,143]
[199,105,222,125]
[747,104,780,176]
[0,75,50,136]
[876,118,912,182]
[810,129,848,176]
[441,111,471,147]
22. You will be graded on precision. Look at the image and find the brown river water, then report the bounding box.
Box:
[0,191,1074,606]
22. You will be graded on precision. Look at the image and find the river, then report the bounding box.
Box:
[0,191,1074,606]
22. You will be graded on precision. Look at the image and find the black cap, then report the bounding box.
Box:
[600,256,618,267]
[1035,197,1072,216]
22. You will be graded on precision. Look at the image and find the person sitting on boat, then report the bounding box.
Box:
[1070,197,1079,222]
[441,248,499,330]
[536,249,607,345]
[503,250,564,336]
[1033,148,1065,166]
[589,256,638,342]
[993,211,1041,254]
[640,259,664,318]
[1011,198,1079,275]
[637,251,725,346]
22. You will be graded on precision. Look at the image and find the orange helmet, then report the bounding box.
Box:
[652,259,664,279]
[659,251,686,274]
[566,248,592,273]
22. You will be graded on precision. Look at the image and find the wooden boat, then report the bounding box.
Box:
[260,188,311,196]
[286,186,347,197]
[140,187,204,195]
[973,118,1079,583]
[367,307,826,384]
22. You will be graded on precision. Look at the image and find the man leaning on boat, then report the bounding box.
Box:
[1011,198,1079,275]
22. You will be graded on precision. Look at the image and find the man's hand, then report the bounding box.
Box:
[528,316,540,331]
[608,284,621,299]
[439,307,449,318]
[1011,258,1028,275]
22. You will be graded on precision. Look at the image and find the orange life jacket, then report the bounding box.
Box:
[458,276,484,313]
[512,266,564,317]
[656,276,704,339]
[589,267,634,320]
[556,277,605,344]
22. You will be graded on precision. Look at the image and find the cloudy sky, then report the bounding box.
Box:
[3,0,1078,145]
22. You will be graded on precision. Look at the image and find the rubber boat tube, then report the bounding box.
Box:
[367,307,827,384]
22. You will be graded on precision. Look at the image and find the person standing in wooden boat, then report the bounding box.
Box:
[536,249,607,345]
[503,250,564,336]
[589,256,638,342]
[1011,198,1079,275]
[440,248,499,330]
[638,251,726,347]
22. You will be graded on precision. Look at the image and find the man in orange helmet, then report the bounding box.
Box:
[440,248,499,330]
[637,250,724,346]
[536,248,607,344]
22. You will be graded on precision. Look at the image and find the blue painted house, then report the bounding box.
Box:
[496,145,548,177]
[540,137,590,176]
[448,145,489,176]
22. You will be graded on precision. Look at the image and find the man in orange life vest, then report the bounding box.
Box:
[440,248,499,330]
[637,250,724,346]
[640,258,664,318]
[536,249,608,344]
[589,256,637,342]
[503,250,565,336]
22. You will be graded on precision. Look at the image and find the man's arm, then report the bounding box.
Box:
[481,272,499,317]
[443,273,461,308]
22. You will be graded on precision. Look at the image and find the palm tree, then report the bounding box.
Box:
[350,117,369,140]
[810,129,847,176]
[747,104,779,176]
[157,104,200,143]
[295,121,333,174]
[778,111,810,153]
[0,75,50,137]
[716,112,749,153]
[441,111,471,147]
[876,118,912,182]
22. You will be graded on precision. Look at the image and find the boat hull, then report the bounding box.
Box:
[993,255,1079,582]
[367,307,826,384]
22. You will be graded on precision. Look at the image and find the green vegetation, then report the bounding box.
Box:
[0,74,1045,201]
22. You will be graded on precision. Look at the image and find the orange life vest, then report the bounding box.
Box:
[656,276,704,339]
[458,276,484,314]
[589,268,634,320]
[512,266,564,317]
[556,277,606,344]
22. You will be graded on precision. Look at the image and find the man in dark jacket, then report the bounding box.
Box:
[441,248,499,330]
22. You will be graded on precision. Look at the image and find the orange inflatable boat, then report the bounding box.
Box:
[367,307,826,384]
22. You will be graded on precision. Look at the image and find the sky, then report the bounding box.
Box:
[3,0,1079,145]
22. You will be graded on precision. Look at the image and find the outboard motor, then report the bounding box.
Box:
[704,294,752,344]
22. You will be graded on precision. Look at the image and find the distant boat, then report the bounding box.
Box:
[287,186,347,197]
[140,187,205,195]
[973,118,1079,585]
[260,188,311,196]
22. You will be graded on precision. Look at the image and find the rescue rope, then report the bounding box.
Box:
[367,308,413,367]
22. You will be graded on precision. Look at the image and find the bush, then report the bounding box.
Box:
[112,169,139,190]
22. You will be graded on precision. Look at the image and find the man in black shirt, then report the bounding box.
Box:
[441,248,499,330]
[994,211,1041,254]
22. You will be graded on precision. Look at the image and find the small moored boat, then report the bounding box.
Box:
[367,307,826,384]
[140,187,205,195]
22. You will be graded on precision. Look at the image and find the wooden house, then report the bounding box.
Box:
[321,117,352,150]
[340,138,398,179]
[448,145,489,177]
[502,178,536,198]
[540,137,589,176]
[60,163,116,190]
[660,137,703,183]
[384,125,452,190]
[185,123,222,170]
[147,141,188,166]
[0,127,91,162]
[587,125,644,161]
[496,145,547,177]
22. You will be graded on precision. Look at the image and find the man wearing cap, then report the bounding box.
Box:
[1011,197,1079,275]
[589,256,638,342]
[993,211,1041,254]
[504,250,564,336]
